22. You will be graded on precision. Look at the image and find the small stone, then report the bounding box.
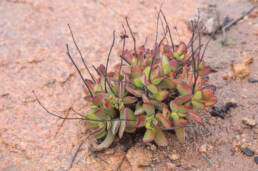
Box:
[166,162,176,170]
[231,57,254,79]
[169,153,180,161]
[146,143,157,151]
[199,144,213,153]
[188,5,220,34]
[254,156,258,164]
[242,117,256,127]
[240,148,255,157]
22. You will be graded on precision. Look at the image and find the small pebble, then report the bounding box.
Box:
[240,148,255,157]
[242,117,256,127]
[254,156,258,164]
[169,153,180,161]
[199,144,213,153]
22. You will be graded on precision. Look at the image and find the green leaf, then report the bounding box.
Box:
[119,81,125,98]
[151,76,164,85]
[123,96,138,104]
[163,104,169,117]
[143,129,156,143]
[150,66,161,80]
[95,130,115,151]
[135,107,144,115]
[187,112,203,124]
[95,128,107,139]
[111,120,120,135]
[154,90,168,101]
[174,80,192,95]
[191,99,205,109]
[162,56,171,75]
[157,113,172,128]
[119,108,129,138]
[136,116,146,127]
[125,126,136,133]
[147,84,159,95]
[193,90,202,100]
[201,89,217,106]
[126,108,136,128]
[143,66,151,78]
[159,78,176,89]
[131,65,142,78]
[133,77,145,88]
[172,94,193,105]
[90,126,105,136]
[154,128,168,146]
[150,99,163,111]
[142,94,150,103]
[126,86,144,97]
[170,112,179,121]
[143,103,155,114]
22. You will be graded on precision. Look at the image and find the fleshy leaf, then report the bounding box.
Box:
[135,107,144,115]
[154,128,168,146]
[162,55,171,75]
[143,103,155,114]
[142,94,150,103]
[133,77,145,88]
[136,116,146,127]
[143,129,156,143]
[123,96,138,104]
[163,104,169,117]
[157,113,172,128]
[154,90,168,101]
[174,80,192,95]
[192,99,205,109]
[90,126,105,136]
[159,78,176,89]
[143,66,151,78]
[119,108,129,138]
[126,86,144,97]
[193,90,202,100]
[92,95,105,106]
[187,112,203,124]
[131,65,142,78]
[111,120,120,135]
[147,84,159,95]
[151,76,164,85]
[95,130,115,151]
[119,81,125,98]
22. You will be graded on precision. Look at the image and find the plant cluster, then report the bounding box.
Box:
[34,11,217,151]
[81,16,217,150]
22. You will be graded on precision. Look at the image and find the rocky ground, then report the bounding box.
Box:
[0,0,257,170]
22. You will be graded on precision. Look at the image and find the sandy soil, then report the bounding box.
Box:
[0,0,257,170]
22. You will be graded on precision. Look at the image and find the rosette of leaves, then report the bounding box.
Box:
[35,14,217,151]
[83,38,217,150]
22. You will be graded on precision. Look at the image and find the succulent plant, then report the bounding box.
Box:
[81,23,217,150]
[34,11,217,151]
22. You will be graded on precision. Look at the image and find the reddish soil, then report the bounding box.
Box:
[0,0,257,170]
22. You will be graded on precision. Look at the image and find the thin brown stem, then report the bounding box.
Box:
[67,24,96,83]
[125,17,137,56]
[104,31,116,93]
[66,44,93,97]
[160,10,174,51]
